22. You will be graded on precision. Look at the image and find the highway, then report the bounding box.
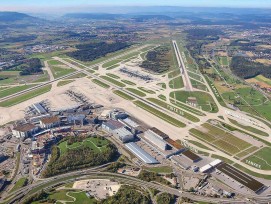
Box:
[172,40,193,92]
[2,168,249,204]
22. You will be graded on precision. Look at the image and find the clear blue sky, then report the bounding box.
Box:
[1,0,271,11]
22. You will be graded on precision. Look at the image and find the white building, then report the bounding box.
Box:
[40,116,60,129]
[12,123,39,139]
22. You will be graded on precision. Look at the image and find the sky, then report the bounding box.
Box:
[1,0,271,12]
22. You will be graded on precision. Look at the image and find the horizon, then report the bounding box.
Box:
[1,0,271,13]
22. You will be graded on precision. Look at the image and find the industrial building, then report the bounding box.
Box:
[102,119,124,132]
[40,116,60,129]
[148,127,169,140]
[144,130,169,150]
[125,142,159,164]
[12,123,39,139]
[181,150,201,163]
[113,127,134,143]
[200,159,222,173]
[216,163,265,193]
[119,118,140,134]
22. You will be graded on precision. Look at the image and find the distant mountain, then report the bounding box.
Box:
[0,12,37,22]
[63,13,174,21]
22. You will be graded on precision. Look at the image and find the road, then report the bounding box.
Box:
[172,40,193,92]
[2,168,249,204]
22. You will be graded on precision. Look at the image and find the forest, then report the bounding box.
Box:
[42,137,118,177]
[140,46,171,73]
[67,42,130,62]
[231,56,271,79]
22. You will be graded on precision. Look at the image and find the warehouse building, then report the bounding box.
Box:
[181,150,201,163]
[200,159,223,173]
[148,127,169,140]
[113,127,134,143]
[102,119,124,132]
[119,118,140,134]
[12,123,39,139]
[216,163,265,193]
[144,130,169,150]
[125,142,159,164]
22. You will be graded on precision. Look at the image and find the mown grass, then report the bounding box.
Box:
[91,79,110,89]
[0,85,52,107]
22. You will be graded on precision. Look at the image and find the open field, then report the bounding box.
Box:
[168,69,180,79]
[187,140,212,151]
[190,123,252,155]
[170,91,218,113]
[170,99,205,116]
[113,90,135,101]
[126,88,146,97]
[10,177,27,192]
[0,85,35,99]
[235,146,259,158]
[0,85,52,107]
[121,80,136,86]
[133,100,186,128]
[100,76,126,88]
[58,137,109,155]
[190,79,207,91]
[158,95,167,101]
[57,80,75,87]
[147,98,200,122]
[102,59,123,68]
[217,56,229,66]
[32,190,96,204]
[138,87,156,94]
[169,76,184,89]
[229,118,269,137]
[242,147,271,170]
[144,166,173,174]
[91,79,110,89]
[48,60,75,78]
[106,73,120,79]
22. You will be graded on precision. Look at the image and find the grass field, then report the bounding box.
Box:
[133,100,186,128]
[100,76,126,87]
[138,87,156,94]
[255,75,271,86]
[235,146,259,158]
[144,166,173,174]
[189,123,252,155]
[58,137,109,155]
[0,85,52,107]
[91,79,110,89]
[187,140,212,151]
[106,73,120,79]
[222,87,271,121]
[102,59,123,68]
[0,85,34,99]
[126,88,146,97]
[168,69,180,79]
[242,147,271,170]
[113,90,135,101]
[190,79,207,91]
[106,64,120,70]
[158,95,167,101]
[10,177,27,192]
[57,80,75,87]
[170,91,218,113]
[32,190,96,204]
[147,98,200,122]
[218,56,229,66]
[229,118,269,137]
[157,83,166,89]
[169,76,184,89]
[121,80,136,86]
[187,71,202,81]
[170,99,205,116]
[48,60,75,78]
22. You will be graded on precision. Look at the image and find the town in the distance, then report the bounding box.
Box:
[0,4,271,204]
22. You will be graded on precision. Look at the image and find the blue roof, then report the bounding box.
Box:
[125,142,159,164]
